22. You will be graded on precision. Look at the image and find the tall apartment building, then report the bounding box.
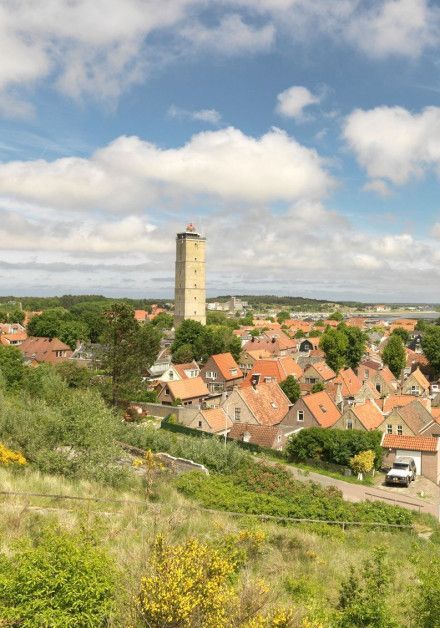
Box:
[174,224,206,326]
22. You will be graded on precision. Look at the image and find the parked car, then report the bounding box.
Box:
[385,457,417,487]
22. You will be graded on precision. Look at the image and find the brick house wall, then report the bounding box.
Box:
[221,389,259,425]
[281,398,320,430]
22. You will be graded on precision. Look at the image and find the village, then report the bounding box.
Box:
[2,225,440,504]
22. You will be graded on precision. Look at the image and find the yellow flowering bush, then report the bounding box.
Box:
[138,535,235,627]
[132,449,164,496]
[0,443,26,466]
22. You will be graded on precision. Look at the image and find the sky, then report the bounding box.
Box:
[0,0,439,302]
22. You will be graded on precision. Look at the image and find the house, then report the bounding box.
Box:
[346,318,366,329]
[379,394,424,414]
[0,332,27,346]
[157,361,200,383]
[244,356,303,385]
[188,407,232,435]
[17,337,72,365]
[239,349,272,374]
[283,320,312,334]
[333,368,362,401]
[353,380,382,404]
[381,434,440,483]
[157,377,210,407]
[299,337,320,353]
[243,332,296,358]
[281,390,341,430]
[222,381,291,427]
[357,360,398,396]
[401,367,430,397]
[390,319,417,333]
[200,353,244,392]
[335,400,384,431]
[301,361,336,385]
[378,399,435,437]
[0,322,26,335]
[228,423,292,451]
[134,309,149,323]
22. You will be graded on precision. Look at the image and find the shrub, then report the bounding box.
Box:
[137,535,235,627]
[0,527,118,626]
[349,450,375,479]
[286,428,382,469]
[0,442,26,466]
[176,464,413,527]
[121,423,250,473]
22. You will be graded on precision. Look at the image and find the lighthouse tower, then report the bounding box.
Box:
[174,224,206,326]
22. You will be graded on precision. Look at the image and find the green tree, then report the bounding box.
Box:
[0,527,118,626]
[328,310,343,321]
[102,302,160,405]
[311,381,325,393]
[415,319,428,332]
[294,330,305,339]
[277,310,290,324]
[58,320,89,350]
[320,328,348,373]
[152,311,174,330]
[0,345,25,389]
[344,326,367,370]
[0,308,25,324]
[382,335,406,378]
[172,343,194,364]
[55,361,94,388]
[421,325,440,375]
[391,327,409,343]
[337,548,396,627]
[70,300,107,342]
[280,375,301,404]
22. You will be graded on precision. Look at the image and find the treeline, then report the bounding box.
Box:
[0,294,171,311]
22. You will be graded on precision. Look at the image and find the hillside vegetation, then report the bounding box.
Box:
[0,355,439,625]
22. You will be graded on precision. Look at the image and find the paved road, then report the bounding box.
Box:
[283,465,440,519]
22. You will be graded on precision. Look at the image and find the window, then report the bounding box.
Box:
[297,410,304,422]
[169,371,174,379]
[376,384,381,393]
[234,407,241,421]
[365,369,369,379]
[411,385,418,395]
[206,371,217,380]
[306,377,317,385]
[230,368,237,375]
[198,421,202,428]
[387,424,393,434]
[397,425,403,435]
[347,420,353,430]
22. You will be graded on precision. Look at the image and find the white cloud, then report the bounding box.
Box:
[0,128,334,211]
[181,13,275,54]
[276,86,320,121]
[344,106,440,186]
[168,105,222,125]
[0,0,438,115]
[431,223,440,238]
[362,179,392,197]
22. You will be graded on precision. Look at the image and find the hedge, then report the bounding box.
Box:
[286,428,383,469]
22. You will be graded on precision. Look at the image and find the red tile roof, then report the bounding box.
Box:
[165,377,209,401]
[211,353,243,381]
[200,408,232,432]
[228,423,284,449]
[18,337,72,364]
[351,400,384,430]
[302,391,341,427]
[245,356,302,385]
[334,368,362,397]
[305,361,336,381]
[134,309,148,322]
[382,434,439,453]
[173,361,200,379]
[380,395,417,413]
[237,381,290,426]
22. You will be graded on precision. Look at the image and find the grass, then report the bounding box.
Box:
[0,464,437,626]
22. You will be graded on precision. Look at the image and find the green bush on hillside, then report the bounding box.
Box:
[176,464,413,527]
[121,423,250,473]
[286,427,383,469]
[0,527,118,627]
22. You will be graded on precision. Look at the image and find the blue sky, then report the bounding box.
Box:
[0,0,439,301]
